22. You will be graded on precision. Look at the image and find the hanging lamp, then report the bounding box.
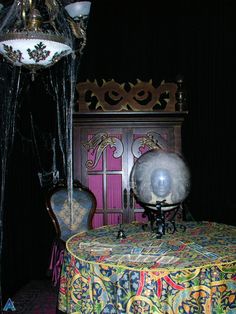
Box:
[0,0,91,74]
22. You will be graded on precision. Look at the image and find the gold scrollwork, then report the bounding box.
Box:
[83,132,124,169]
[132,132,167,158]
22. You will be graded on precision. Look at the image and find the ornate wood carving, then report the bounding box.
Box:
[76,79,179,112]
[131,132,168,158]
[82,132,124,169]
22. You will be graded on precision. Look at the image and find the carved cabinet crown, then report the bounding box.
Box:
[75,79,187,113]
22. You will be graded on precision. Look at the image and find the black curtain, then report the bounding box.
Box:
[1,77,56,302]
[1,0,235,303]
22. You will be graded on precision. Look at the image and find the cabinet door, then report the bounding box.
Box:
[74,123,179,228]
[74,126,129,228]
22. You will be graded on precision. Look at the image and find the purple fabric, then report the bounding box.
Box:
[49,241,65,286]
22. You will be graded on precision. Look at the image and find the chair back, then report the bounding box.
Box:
[46,180,96,241]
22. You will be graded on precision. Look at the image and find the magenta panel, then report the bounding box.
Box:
[134,134,150,154]
[135,212,148,224]
[107,213,121,225]
[92,214,104,229]
[106,134,122,171]
[135,201,142,209]
[88,175,103,209]
[139,145,150,155]
[133,134,150,156]
[106,174,122,209]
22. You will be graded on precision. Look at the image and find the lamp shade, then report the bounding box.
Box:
[0,32,72,68]
[65,1,91,19]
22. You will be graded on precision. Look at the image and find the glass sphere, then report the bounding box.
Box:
[130,149,190,205]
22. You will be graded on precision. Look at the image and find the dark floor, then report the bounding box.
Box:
[2,279,64,314]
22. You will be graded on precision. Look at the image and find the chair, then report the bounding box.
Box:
[46,179,96,285]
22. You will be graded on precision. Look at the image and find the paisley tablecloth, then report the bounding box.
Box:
[58,221,236,313]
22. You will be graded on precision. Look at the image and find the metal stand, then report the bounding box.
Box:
[141,201,186,238]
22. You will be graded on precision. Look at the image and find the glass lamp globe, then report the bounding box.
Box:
[65,1,91,20]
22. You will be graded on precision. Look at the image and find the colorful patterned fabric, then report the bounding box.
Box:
[58,221,236,313]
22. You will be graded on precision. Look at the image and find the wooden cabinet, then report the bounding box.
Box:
[73,80,187,228]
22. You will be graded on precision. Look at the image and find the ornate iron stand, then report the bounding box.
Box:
[140,201,186,238]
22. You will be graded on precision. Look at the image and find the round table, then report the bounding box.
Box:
[58,221,236,313]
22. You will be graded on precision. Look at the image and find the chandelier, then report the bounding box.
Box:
[0,0,91,74]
